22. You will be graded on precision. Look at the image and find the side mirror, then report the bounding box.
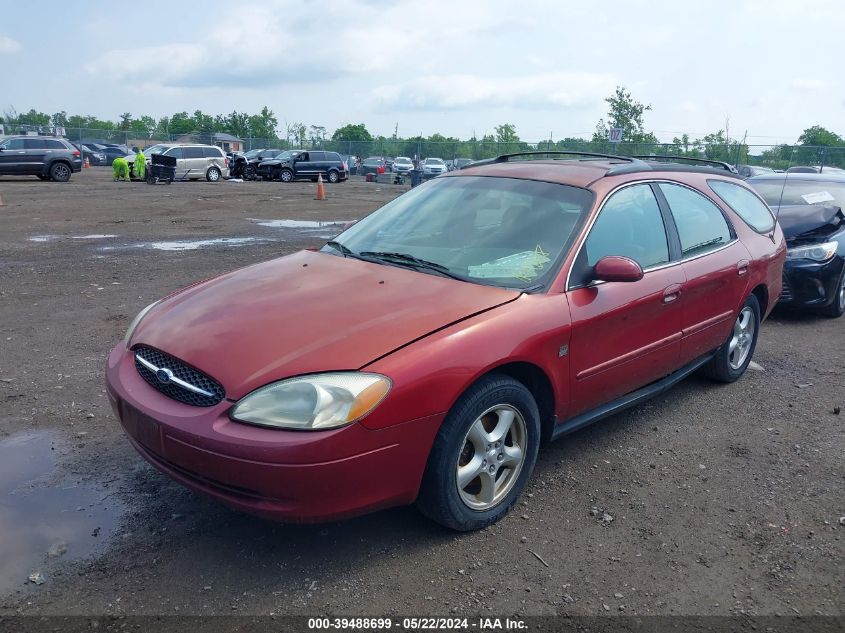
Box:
[593,256,643,283]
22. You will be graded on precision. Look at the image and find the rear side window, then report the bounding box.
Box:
[24,139,47,149]
[327,152,341,162]
[708,180,775,233]
[202,147,222,158]
[183,147,204,159]
[584,184,670,269]
[659,183,732,258]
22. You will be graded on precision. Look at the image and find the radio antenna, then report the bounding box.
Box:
[771,145,797,243]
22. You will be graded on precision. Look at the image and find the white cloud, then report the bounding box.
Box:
[372,72,616,111]
[0,34,21,53]
[790,78,826,90]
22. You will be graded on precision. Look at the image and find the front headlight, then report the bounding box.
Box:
[230,373,391,431]
[786,241,838,262]
[124,301,159,347]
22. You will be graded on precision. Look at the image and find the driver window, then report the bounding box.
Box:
[586,184,669,268]
[2,139,25,150]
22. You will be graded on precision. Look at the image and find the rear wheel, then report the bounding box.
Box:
[703,294,760,382]
[206,167,221,182]
[820,270,845,318]
[279,169,294,183]
[417,374,540,531]
[327,170,340,183]
[49,162,72,182]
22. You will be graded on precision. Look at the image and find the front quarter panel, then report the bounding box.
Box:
[360,293,572,431]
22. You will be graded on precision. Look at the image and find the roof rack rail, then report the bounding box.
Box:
[469,151,646,168]
[632,154,738,174]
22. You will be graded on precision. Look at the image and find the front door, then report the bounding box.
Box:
[0,138,26,173]
[567,183,685,416]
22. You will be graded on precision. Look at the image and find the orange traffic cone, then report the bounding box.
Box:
[84,157,90,168]
[315,173,327,201]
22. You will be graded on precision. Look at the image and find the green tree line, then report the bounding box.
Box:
[3,87,844,168]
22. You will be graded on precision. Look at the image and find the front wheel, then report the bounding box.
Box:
[243,164,256,180]
[50,162,72,182]
[206,167,221,182]
[279,169,294,183]
[820,269,845,318]
[417,374,540,531]
[703,294,760,382]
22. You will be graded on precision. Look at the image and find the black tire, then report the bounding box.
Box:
[417,374,541,531]
[243,164,257,180]
[327,170,340,183]
[49,162,72,182]
[820,269,845,318]
[206,167,221,182]
[279,169,294,183]
[703,294,760,383]
[146,175,155,185]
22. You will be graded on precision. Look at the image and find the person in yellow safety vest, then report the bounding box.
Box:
[112,156,130,181]
[134,148,146,180]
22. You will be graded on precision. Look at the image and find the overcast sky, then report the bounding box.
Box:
[2,0,843,145]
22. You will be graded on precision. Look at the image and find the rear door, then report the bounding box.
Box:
[182,146,206,177]
[22,138,50,174]
[0,138,26,173]
[656,182,750,363]
[567,183,685,416]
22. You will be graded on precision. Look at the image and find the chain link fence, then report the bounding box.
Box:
[4,123,845,171]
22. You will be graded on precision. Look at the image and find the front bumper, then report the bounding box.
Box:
[780,254,844,308]
[105,344,442,522]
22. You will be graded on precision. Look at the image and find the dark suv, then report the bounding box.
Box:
[258,150,348,183]
[0,136,83,181]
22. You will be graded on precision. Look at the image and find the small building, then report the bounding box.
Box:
[174,132,244,153]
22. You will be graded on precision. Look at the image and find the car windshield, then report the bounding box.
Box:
[395,157,412,164]
[323,176,593,290]
[143,145,168,155]
[363,159,380,166]
[749,178,845,209]
[275,150,297,160]
[426,158,445,165]
[243,149,262,158]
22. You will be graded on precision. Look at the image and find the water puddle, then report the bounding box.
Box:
[146,237,269,251]
[29,235,117,243]
[0,431,124,595]
[249,218,345,229]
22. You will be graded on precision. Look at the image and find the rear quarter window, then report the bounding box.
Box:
[708,180,775,233]
[202,147,223,158]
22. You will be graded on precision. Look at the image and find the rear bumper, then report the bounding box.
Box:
[105,344,442,522]
[780,255,844,308]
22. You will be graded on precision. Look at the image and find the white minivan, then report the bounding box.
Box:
[147,144,230,181]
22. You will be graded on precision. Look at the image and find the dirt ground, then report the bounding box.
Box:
[0,168,842,622]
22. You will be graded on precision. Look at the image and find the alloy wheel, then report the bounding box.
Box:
[728,306,755,370]
[456,405,527,510]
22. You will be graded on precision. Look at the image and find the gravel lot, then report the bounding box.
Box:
[0,168,842,621]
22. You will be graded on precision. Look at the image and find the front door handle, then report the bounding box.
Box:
[663,284,682,304]
[737,260,749,276]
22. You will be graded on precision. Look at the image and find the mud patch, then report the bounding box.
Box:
[0,431,124,595]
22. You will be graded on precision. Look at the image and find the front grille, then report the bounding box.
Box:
[134,346,225,407]
[779,274,793,302]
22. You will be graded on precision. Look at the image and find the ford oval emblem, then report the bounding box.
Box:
[156,368,174,384]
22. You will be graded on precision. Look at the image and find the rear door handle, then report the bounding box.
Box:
[737,260,749,276]
[662,284,682,304]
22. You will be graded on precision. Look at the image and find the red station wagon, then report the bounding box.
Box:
[106,152,786,531]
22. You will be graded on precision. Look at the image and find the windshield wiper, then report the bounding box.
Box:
[325,240,353,257]
[358,251,468,282]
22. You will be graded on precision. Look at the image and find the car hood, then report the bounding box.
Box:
[778,204,844,240]
[132,250,520,399]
